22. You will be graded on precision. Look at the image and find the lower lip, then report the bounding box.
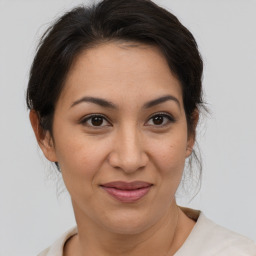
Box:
[101,186,152,202]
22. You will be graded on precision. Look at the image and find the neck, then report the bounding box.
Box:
[67,201,192,256]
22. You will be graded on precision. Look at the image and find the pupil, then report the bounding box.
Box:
[153,116,163,125]
[92,116,103,126]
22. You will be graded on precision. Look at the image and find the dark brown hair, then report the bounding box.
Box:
[27,0,203,133]
[27,0,204,180]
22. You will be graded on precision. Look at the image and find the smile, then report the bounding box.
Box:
[100,181,153,203]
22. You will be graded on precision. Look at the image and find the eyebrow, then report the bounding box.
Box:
[71,97,117,109]
[143,95,180,109]
[70,95,180,109]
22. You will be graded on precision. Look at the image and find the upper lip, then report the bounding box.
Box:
[101,181,153,190]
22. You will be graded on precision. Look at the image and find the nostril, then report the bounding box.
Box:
[108,152,148,173]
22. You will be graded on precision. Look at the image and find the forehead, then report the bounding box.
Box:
[59,42,183,107]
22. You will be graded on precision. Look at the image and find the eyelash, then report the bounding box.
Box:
[80,114,110,128]
[80,112,175,128]
[146,112,176,127]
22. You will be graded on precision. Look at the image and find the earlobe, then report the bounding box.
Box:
[29,110,57,162]
[186,128,196,158]
[186,145,194,158]
[186,109,199,158]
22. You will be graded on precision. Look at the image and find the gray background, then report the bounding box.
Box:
[0,0,255,255]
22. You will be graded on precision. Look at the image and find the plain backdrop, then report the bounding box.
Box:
[0,0,256,255]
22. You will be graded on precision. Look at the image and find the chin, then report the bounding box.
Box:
[98,208,161,235]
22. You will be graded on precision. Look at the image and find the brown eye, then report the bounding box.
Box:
[81,114,110,127]
[152,115,164,125]
[91,116,104,126]
[146,113,175,127]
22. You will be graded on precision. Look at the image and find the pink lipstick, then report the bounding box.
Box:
[100,181,152,202]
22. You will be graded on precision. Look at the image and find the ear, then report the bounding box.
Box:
[186,109,199,158]
[29,110,57,162]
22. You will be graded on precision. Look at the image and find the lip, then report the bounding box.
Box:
[100,181,153,202]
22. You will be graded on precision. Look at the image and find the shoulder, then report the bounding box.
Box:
[176,208,256,256]
[37,227,77,256]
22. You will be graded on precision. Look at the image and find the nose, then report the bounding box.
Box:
[108,127,148,174]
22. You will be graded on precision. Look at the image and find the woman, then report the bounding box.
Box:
[27,0,256,255]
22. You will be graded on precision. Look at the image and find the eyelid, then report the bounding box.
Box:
[145,112,176,126]
[80,114,112,127]
[79,112,175,128]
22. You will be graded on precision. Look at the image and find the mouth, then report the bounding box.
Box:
[100,181,153,203]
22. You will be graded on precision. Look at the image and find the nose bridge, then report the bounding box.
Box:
[109,124,147,172]
[121,126,141,158]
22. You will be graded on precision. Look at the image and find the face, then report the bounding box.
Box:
[33,42,195,234]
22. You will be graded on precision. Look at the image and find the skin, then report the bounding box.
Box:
[30,42,197,256]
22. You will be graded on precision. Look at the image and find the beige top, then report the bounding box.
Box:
[38,208,256,256]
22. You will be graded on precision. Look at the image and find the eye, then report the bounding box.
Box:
[80,114,110,127]
[146,112,175,127]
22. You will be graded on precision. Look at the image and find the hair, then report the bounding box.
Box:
[26,0,205,185]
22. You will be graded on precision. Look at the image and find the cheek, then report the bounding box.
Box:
[145,136,188,209]
[151,135,188,173]
[148,131,188,198]
[53,129,110,189]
